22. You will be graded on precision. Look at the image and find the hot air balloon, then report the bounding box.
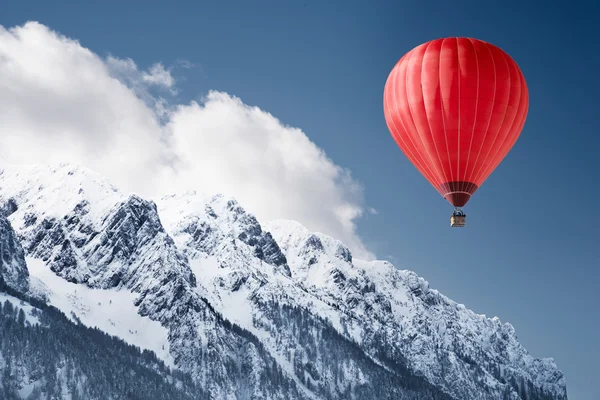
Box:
[383,38,529,227]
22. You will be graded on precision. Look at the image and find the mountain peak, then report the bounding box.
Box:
[0,162,123,230]
[157,192,290,276]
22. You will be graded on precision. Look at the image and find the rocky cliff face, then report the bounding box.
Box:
[0,214,29,293]
[0,163,567,400]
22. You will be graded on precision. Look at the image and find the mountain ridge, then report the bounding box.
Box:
[0,162,567,400]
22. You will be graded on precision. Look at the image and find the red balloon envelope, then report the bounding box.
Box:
[383,38,529,208]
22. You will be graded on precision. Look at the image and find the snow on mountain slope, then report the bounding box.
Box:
[0,163,122,228]
[158,192,289,275]
[157,192,453,400]
[356,258,566,400]
[266,219,567,400]
[265,220,391,325]
[0,164,311,400]
[27,256,173,365]
[0,291,40,326]
[0,163,196,309]
[0,163,567,400]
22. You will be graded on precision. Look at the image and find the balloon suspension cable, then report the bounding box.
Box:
[452,207,465,216]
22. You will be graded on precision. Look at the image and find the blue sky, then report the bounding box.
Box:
[2,1,598,398]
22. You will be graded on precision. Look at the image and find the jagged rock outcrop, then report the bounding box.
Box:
[0,215,29,293]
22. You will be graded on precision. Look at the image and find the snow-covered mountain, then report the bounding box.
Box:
[0,163,567,400]
[0,215,203,399]
[266,220,565,400]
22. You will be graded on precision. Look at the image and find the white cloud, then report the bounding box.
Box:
[142,63,175,90]
[175,59,195,69]
[105,56,176,105]
[0,22,167,194]
[0,21,374,260]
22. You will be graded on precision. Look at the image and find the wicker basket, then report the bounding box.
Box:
[450,214,466,227]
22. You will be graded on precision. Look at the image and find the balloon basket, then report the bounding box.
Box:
[450,209,466,228]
